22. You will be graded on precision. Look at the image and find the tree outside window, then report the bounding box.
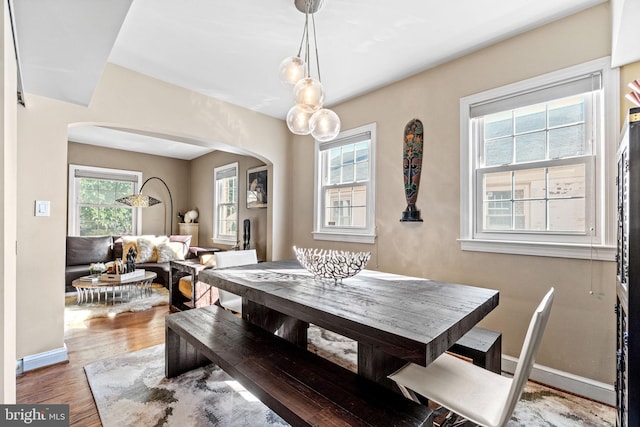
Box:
[68,165,141,236]
[78,178,135,236]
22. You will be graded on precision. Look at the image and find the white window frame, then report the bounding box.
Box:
[213,162,239,245]
[68,164,142,236]
[313,123,376,244]
[460,57,618,260]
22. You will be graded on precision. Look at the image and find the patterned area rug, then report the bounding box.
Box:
[85,325,615,427]
[65,284,169,327]
[85,344,287,427]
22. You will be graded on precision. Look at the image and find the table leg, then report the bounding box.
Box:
[358,342,408,392]
[169,265,179,310]
[142,279,152,296]
[244,300,308,348]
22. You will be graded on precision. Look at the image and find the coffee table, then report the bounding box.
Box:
[71,271,157,304]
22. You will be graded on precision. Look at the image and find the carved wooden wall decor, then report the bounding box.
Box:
[401,118,424,222]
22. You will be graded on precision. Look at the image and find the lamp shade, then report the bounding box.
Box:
[279,56,305,86]
[116,176,174,235]
[293,77,324,111]
[116,194,162,207]
[310,108,341,142]
[286,104,314,135]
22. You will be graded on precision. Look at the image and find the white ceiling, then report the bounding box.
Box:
[13,0,606,159]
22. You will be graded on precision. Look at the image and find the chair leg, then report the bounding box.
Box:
[396,383,421,403]
[441,413,474,427]
[429,407,475,427]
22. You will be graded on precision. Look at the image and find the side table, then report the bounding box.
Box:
[169,259,215,312]
[188,246,220,257]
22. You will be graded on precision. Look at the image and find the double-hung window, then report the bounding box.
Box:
[68,165,142,236]
[313,123,376,244]
[460,57,618,260]
[213,162,238,245]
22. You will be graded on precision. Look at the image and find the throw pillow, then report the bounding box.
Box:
[136,238,156,263]
[169,235,192,258]
[157,242,186,263]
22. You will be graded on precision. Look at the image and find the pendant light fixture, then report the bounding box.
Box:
[279,0,341,142]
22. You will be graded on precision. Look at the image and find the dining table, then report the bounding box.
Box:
[198,259,499,389]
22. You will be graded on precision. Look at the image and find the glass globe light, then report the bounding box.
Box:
[310,108,341,142]
[278,56,305,86]
[293,77,324,111]
[286,104,315,135]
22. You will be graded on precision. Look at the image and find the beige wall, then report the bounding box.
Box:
[190,151,268,261]
[1,0,18,403]
[68,142,191,236]
[291,4,615,383]
[16,64,290,359]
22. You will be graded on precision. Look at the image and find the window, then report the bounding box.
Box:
[460,58,618,260]
[68,165,142,236]
[213,162,238,245]
[314,123,376,244]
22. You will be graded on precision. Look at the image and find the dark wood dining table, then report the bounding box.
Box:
[198,259,499,389]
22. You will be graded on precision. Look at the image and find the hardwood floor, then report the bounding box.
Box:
[16,304,169,426]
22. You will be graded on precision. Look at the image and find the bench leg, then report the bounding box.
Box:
[450,335,502,374]
[466,334,502,374]
[483,334,502,374]
[165,326,210,378]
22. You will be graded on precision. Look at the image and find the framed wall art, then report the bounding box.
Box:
[247,166,268,209]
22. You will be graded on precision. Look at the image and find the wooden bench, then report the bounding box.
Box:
[449,326,502,374]
[166,305,433,427]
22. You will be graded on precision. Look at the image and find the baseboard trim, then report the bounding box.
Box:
[16,344,68,375]
[502,355,615,406]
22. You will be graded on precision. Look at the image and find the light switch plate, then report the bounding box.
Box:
[35,200,50,217]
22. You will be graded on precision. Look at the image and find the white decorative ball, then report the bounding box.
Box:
[185,210,198,223]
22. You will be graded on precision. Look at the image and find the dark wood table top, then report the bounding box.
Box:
[199,259,499,367]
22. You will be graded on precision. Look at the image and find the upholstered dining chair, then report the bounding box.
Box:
[214,249,258,314]
[388,288,555,427]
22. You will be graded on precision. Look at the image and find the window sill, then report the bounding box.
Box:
[312,231,376,244]
[212,237,236,246]
[459,238,615,261]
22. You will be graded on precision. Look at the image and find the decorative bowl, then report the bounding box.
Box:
[293,246,371,283]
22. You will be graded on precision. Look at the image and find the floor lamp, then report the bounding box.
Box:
[116,176,174,235]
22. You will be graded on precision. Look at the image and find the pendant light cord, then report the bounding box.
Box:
[296,1,321,83]
[311,13,321,83]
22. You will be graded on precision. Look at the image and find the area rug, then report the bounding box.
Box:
[86,326,615,427]
[85,344,288,427]
[65,284,169,326]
